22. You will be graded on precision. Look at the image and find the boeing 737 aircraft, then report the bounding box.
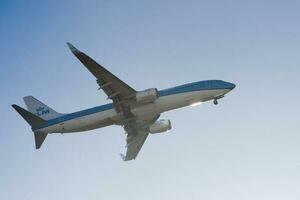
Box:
[12,43,235,161]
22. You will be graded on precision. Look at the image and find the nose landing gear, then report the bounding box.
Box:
[213,99,218,105]
[213,95,224,105]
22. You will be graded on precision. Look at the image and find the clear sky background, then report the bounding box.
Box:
[1,0,300,199]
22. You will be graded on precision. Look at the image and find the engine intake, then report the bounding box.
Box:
[149,119,172,134]
[136,88,158,104]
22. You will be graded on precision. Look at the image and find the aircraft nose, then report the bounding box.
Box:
[222,81,235,90]
[229,82,236,90]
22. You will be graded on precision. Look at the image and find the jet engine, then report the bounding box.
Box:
[135,88,158,104]
[149,119,172,134]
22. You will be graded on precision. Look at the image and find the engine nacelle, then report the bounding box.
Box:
[136,88,158,104]
[149,119,172,134]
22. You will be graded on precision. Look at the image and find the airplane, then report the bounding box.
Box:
[12,43,236,161]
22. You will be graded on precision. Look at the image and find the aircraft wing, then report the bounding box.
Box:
[121,127,149,161]
[67,43,136,107]
[121,115,160,161]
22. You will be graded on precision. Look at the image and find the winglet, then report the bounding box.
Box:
[66,42,79,53]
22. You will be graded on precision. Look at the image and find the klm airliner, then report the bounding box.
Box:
[12,43,235,161]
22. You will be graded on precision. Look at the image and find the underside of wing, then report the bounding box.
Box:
[121,127,149,161]
[67,43,136,108]
[121,115,160,161]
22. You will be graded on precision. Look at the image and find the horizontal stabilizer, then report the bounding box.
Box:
[12,104,46,128]
[34,132,48,149]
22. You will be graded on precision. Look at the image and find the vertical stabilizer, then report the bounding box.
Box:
[23,96,63,120]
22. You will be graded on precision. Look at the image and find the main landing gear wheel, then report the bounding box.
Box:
[213,99,218,105]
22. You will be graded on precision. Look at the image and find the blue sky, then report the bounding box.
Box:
[1,0,300,199]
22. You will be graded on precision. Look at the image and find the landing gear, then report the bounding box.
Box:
[213,99,218,105]
[213,95,224,105]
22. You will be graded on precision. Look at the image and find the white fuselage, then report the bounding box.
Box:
[37,89,230,134]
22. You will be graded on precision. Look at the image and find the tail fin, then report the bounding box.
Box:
[23,96,63,120]
[12,104,48,149]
